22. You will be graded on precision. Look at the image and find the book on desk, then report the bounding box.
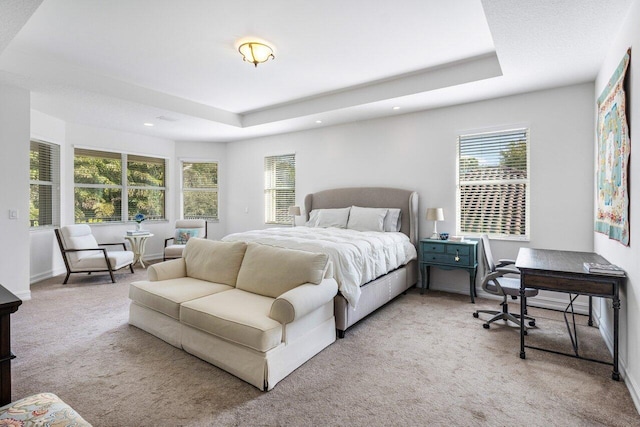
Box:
[583,262,625,276]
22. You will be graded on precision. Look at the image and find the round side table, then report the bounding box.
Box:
[125,233,154,268]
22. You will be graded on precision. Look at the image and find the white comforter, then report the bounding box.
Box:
[222,227,417,307]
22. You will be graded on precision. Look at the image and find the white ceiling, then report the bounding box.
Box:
[0,0,634,142]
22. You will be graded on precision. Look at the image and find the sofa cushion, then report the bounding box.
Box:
[236,243,329,298]
[183,238,247,286]
[130,278,233,319]
[164,244,186,259]
[180,289,282,352]
[74,250,134,271]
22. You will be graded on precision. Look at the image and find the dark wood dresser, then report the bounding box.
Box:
[0,284,22,406]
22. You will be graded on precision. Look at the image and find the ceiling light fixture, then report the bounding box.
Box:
[238,42,275,67]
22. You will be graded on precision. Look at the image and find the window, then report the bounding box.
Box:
[181,161,218,220]
[456,128,529,239]
[29,140,60,228]
[264,154,295,224]
[74,148,166,223]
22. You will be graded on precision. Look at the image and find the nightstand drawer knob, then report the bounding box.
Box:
[455,250,460,262]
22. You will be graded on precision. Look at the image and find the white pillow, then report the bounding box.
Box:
[306,209,321,227]
[383,208,402,232]
[347,206,388,232]
[316,207,351,228]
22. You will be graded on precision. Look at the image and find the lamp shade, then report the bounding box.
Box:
[426,208,444,221]
[288,206,301,216]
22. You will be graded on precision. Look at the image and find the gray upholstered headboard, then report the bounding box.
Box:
[303,187,419,247]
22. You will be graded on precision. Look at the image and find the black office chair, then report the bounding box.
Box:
[473,235,537,333]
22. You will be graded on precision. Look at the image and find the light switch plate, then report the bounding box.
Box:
[9,209,18,219]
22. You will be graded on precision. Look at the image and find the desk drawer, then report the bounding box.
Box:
[423,253,471,267]
[421,242,445,254]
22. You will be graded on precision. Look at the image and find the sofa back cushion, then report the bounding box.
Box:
[183,238,247,286]
[236,243,329,298]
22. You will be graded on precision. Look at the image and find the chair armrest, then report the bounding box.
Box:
[269,278,338,324]
[99,242,128,250]
[147,259,187,281]
[496,258,516,267]
[164,237,174,248]
[61,247,107,254]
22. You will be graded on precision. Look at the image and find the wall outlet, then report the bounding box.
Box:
[9,209,18,219]
[244,207,249,214]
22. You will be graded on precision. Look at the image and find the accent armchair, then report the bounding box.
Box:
[163,219,208,260]
[55,224,134,284]
[473,235,537,332]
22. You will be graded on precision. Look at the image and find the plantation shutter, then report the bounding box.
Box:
[457,129,529,238]
[264,154,296,224]
[30,140,60,228]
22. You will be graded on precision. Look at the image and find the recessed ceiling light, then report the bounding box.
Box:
[144,123,154,127]
[315,120,322,124]
[392,106,400,110]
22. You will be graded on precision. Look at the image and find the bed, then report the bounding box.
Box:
[223,187,419,337]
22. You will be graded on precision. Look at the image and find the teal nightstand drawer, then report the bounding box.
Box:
[423,253,471,267]
[446,244,470,257]
[421,242,445,254]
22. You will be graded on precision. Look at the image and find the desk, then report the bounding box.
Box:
[419,239,478,303]
[0,284,22,405]
[125,233,154,268]
[516,248,624,380]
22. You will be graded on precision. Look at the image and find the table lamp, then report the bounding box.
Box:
[426,208,444,239]
[288,206,301,227]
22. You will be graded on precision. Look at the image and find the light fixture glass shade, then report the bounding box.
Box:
[288,206,301,216]
[239,42,275,67]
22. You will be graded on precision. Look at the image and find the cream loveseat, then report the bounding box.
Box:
[129,238,338,390]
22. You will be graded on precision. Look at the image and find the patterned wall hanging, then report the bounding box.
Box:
[595,48,631,245]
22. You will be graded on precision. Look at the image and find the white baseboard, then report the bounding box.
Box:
[14,290,32,301]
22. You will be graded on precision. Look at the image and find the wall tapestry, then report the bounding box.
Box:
[595,48,631,246]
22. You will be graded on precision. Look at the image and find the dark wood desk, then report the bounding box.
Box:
[0,284,22,405]
[515,248,623,380]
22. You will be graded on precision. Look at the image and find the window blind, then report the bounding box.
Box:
[182,161,219,220]
[457,129,529,238]
[30,140,60,228]
[264,154,296,224]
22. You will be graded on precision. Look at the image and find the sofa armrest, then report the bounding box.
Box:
[147,258,187,281]
[269,278,338,324]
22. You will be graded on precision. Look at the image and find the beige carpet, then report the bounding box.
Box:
[11,265,640,426]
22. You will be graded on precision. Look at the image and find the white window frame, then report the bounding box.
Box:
[456,128,530,241]
[29,139,60,229]
[180,160,219,221]
[73,148,167,223]
[264,153,296,225]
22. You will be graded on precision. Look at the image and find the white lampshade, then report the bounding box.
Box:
[426,208,444,221]
[288,206,301,216]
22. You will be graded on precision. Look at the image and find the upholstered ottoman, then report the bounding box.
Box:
[0,392,91,426]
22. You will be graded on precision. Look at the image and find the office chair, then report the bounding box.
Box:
[473,235,537,333]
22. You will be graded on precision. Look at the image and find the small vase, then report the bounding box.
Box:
[135,222,142,231]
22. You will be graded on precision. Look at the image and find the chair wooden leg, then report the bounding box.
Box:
[108,267,116,283]
[63,272,70,284]
[129,264,134,274]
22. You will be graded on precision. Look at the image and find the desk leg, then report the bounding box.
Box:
[588,296,593,327]
[613,296,620,381]
[519,284,526,359]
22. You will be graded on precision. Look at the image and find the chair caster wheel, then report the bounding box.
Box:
[473,312,479,318]
[482,323,490,329]
[524,330,528,335]
[528,321,535,327]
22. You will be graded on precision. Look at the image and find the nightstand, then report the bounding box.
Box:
[420,238,479,303]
